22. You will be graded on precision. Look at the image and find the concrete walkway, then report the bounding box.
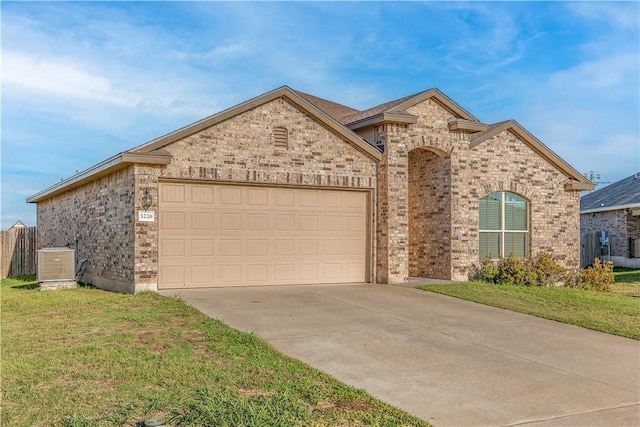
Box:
[160,283,640,426]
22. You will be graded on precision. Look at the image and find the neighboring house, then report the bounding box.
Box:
[9,220,27,229]
[27,86,593,293]
[580,172,640,268]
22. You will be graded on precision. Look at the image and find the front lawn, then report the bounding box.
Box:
[1,276,428,427]
[611,267,640,295]
[420,277,640,340]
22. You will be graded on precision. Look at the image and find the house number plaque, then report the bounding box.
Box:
[138,211,156,222]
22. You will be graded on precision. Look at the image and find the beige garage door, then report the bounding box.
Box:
[158,182,368,288]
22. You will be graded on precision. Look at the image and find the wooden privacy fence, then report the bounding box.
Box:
[1,226,37,278]
[581,231,606,268]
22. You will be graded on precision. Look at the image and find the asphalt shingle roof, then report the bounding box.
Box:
[580,172,640,211]
[293,90,360,122]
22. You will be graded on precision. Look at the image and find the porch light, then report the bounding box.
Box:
[141,188,153,210]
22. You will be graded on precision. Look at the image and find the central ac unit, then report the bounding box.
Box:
[37,248,76,290]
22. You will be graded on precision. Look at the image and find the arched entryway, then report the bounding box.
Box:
[408,147,452,279]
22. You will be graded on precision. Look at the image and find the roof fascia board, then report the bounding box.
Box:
[470,120,594,190]
[388,88,479,121]
[346,112,418,130]
[448,118,488,132]
[27,154,127,203]
[565,181,595,191]
[26,151,173,203]
[581,203,640,214]
[121,151,172,164]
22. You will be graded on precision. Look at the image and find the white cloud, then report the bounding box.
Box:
[3,51,141,107]
[568,2,640,30]
[548,52,639,99]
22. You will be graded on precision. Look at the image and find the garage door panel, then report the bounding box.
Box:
[161,183,186,204]
[247,188,269,205]
[192,265,214,283]
[347,239,365,255]
[160,238,185,257]
[247,214,268,230]
[220,187,242,204]
[161,212,186,230]
[275,214,295,231]
[324,263,343,279]
[246,264,269,281]
[191,186,213,203]
[192,212,214,230]
[347,263,365,279]
[161,265,186,285]
[275,239,295,255]
[247,239,268,256]
[274,264,295,280]
[191,239,214,256]
[274,189,295,206]
[220,239,242,256]
[159,183,367,288]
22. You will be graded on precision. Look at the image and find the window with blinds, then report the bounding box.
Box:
[479,192,529,259]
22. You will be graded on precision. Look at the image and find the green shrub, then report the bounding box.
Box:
[497,253,537,286]
[475,252,613,292]
[529,252,566,287]
[478,254,499,283]
[577,258,614,292]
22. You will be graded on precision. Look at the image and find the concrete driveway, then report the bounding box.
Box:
[160,283,640,426]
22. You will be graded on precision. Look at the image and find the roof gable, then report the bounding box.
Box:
[469,120,594,191]
[341,88,480,130]
[27,86,381,203]
[130,86,381,161]
[581,172,640,212]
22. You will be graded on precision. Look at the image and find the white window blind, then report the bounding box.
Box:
[479,192,529,259]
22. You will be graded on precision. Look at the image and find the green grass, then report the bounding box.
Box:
[1,275,428,427]
[611,267,640,295]
[420,274,640,340]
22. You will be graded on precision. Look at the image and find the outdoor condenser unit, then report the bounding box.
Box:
[37,248,76,290]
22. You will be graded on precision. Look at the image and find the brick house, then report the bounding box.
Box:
[580,172,640,268]
[28,86,593,293]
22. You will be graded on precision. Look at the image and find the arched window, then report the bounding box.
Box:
[479,192,529,259]
[273,126,288,150]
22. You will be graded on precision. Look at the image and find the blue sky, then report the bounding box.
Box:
[2,1,639,229]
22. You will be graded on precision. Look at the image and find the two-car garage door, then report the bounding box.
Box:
[158,182,368,289]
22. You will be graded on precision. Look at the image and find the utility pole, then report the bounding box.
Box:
[583,171,611,190]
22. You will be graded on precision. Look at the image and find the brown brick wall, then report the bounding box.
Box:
[628,213,640,243]
[408,148,451,278]
[457,130,582,278]
[581,210,631,257]
[134,166,161,286]
[36,166,136,289]
[372,98,582,282]
[160,98,377,188]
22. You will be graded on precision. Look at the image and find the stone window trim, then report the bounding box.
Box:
[273,126,288,150]
[479,191,530,260]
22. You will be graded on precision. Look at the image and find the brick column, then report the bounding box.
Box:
[376,124,409,283]
[134,165,160,291]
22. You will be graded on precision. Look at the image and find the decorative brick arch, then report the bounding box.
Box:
[407,135,455,155]
[407,144,450,158]
[480,181,535,201]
